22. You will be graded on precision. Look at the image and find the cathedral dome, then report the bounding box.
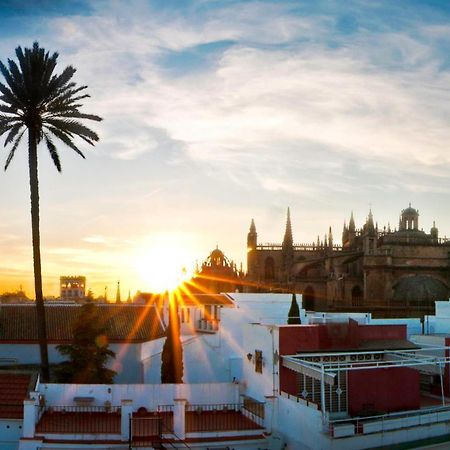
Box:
[206,247,229,268]
[400,203,419,231]
[402,204,418,215]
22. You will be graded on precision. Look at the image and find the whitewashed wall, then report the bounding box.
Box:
[226,293,304,324]
[39,382,239,409]
[242,323,278,402]
[0,419,22,450]
[369,318,422,337]
[0,343,143,384]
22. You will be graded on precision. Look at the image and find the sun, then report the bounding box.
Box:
[133,233,194,293]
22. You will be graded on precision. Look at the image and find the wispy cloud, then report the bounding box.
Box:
[1,0,450,294]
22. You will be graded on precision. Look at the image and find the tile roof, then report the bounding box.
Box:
[0,304,165,344]
[178,294,234,307]
[0,373,33,419]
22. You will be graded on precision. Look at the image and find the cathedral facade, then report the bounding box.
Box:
[246,206,450,317]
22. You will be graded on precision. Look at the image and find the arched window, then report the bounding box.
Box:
[264,257,275,281]
[303,286,315,310]
[351,285,363,307]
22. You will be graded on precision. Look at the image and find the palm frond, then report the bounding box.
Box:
[4,123,23,146]
[0,104,19,114]
[44,125,85,159]
[4,128,25,170]
[46,65,76,96]
[0,61,26,101]
[53,111,102,122]
[0,122,18,138]
[44,133,61,172]
[0,82,24,109]
[46,118,99,143]
[46,88,89,111]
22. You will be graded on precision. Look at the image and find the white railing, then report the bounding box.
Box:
[328,404,450,438]
[196,318,219,333]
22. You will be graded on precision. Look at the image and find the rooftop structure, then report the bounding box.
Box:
[59,276,86,301]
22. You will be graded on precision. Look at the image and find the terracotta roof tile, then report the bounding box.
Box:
[0,373,32,419]
[0,304,165,343]
[178,294,234,307]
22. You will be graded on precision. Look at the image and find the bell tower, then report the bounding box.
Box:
[247,219,258,278]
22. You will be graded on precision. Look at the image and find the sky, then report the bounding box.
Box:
[1,0,450,297]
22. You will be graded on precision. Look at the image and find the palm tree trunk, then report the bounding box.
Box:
[28,127,50,382]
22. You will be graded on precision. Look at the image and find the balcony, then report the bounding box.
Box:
[21,382,270,450]
[328,403,450,438]
[196,318,220,333]
[36,405,121,435]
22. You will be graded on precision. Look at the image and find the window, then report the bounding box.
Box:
[255,350,263,374]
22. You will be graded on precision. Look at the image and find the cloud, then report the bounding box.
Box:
[2,0,450,294]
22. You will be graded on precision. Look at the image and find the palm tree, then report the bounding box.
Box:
[0,42,102,381]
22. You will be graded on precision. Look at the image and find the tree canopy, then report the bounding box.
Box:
[55,303,116,384]
[0,42,102,171]
[287,292,301,324]
[161,296,183,383]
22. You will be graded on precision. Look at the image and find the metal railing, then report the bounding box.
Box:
[196,318,220,332]
[242,397,265,420]
[328,404,450,438]
[131,416,163,447]
[36,405,121,434]
[185,402,264,432]
[131,405,174,443]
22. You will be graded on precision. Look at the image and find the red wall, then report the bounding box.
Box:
[348,367,420,415]
[279,321,407,355]
[279,366,298,396]
[357,323,406,340]
[445,337,450,396]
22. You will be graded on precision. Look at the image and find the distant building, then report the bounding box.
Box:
[59,276,86,300]
[0,303,165,383]
[0,289,30,304]
[184,246,244,294]
[246,205,450,317]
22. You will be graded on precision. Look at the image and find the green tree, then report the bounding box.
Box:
[55,303,116,384]
[161,296,183,383]
[0,43,101,381]
[287,292,301,324]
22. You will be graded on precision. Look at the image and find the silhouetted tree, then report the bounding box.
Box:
[287,292,301,324]
[161,296,183,383]
[55,303,116,383]
[0,43,101,381]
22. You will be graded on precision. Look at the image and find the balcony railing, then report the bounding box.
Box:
[36,405,121,434]
[185,402,264,432]
[196,318,220,333]
[328,404,450,438]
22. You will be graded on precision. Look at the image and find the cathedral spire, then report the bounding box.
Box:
[342,220,349,245]
[282,207,293,250]
[349,211,355,233]
[282,208,294,274]
[247,218,257,251]
[328,226,333,249]
[116,281,121,304]
[366,209,375,234]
